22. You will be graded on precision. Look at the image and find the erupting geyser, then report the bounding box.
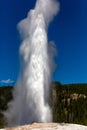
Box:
[5,0,59,127]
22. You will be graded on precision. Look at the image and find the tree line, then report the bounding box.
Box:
[52,82,87,125]
[0,82,87,128]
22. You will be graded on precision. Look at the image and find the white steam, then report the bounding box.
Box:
[4,0,59,127]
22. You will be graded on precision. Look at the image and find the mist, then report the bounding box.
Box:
[4,0,59,127]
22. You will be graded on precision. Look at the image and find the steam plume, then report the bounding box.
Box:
[5,0,59,127]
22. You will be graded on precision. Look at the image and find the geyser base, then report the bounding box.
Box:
[1,123,87,130]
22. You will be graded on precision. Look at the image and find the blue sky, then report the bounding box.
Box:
[0,0,87,84]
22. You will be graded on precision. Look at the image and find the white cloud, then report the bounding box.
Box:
[0,79,14,84]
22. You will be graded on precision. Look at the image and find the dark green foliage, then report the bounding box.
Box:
[0,83,87,128]
[0,113,6,128]
[52,82,87,125]
[0,87,13,110]
[0,86,13,128]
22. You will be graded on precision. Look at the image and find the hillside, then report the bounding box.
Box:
[52,82,87,125]
[0,82,87,128]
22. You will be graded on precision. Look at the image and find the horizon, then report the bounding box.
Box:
[0,80,87,87]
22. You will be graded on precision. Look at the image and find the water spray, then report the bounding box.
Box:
[5,0,59,127]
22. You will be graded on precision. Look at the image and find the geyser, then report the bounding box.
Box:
[5,0,59,127]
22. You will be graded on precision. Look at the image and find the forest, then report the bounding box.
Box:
[52,82,87,125]
[0,82,87,128]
